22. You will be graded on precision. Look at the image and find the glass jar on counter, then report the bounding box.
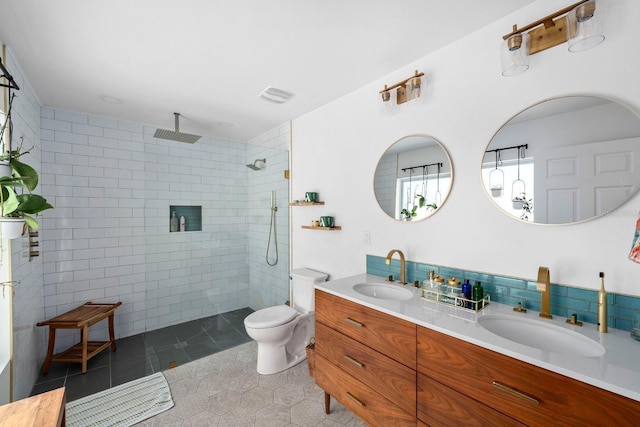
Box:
[433,275,445,293]
[443,277,462,305]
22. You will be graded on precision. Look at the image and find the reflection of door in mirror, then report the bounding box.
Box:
[534,138,640,223]
[483,96,640,225]
[374,135,453,222]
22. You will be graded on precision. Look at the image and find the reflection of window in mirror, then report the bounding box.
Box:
[397,172,451,221]
[482,158,534,221]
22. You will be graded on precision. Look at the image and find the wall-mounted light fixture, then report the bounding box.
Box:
[379,70,425,114]
[501,0,604,76]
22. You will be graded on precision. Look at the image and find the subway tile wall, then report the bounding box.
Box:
[367,255,639,331]
[40,107,266,353]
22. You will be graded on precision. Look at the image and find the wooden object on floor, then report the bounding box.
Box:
[37,301,122,374]
[0,387,66,427]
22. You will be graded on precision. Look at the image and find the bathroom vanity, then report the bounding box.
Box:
[314,274,640,427]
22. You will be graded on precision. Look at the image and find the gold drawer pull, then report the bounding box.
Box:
[492,381,539,405]
[346,391,365,407]
[344,317,363,327]
[343,355,364,368]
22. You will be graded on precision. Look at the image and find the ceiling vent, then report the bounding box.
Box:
[258,86,295,104]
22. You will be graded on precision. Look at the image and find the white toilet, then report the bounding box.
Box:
[244,268,328,375]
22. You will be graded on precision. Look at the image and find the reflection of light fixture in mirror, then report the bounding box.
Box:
[379,70,425,114]
[567,0,605,52]
[489,151,504,197]
[501,0,604,77]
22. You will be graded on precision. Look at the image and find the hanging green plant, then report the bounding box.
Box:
[400,205,418,220]
[0,94,53,234]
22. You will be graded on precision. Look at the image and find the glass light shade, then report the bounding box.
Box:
[501,32,529,77]
[405,76,424,105]
[567,0,605,52]
[379,88,397,115]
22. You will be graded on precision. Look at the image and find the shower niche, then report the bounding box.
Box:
[169,205,202,232]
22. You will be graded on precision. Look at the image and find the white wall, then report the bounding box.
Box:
[291,0,640,295]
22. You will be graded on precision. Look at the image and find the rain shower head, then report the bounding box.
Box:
[246,158,266,170]
[153,112,201,143]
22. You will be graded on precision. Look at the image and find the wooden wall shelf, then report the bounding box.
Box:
[290,201,325,206]
[302,225,342,231]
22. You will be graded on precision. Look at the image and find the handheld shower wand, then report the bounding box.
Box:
[266,190,278,266]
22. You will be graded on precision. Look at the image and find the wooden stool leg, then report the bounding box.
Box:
[81,324,88,374]
[42,327,56,374]
[324,391,331,414]
[108,313,117,351]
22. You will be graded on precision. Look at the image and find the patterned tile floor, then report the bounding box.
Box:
[139,341,366,426]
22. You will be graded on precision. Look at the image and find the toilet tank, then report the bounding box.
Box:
[291,268,328,312]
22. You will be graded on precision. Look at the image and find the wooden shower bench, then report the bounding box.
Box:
[37,301,121,374]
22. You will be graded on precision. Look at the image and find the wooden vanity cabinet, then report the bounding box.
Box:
[314,290,417,426]
[315,289,416,367]
[314,289,640,427]
[417,373,524,427]
[417,326,640,427]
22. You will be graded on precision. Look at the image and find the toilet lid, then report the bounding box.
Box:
[244,305,299,329]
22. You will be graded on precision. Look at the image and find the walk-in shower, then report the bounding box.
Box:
[246,158,266,170]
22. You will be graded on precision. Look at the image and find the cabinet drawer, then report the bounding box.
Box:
[316,322,416,415]
[315,290,416,368]
[418,326,640,427]
[315,355,415,427]
[418,373,524,427]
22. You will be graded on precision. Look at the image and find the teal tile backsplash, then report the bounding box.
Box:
[366,254,637,332]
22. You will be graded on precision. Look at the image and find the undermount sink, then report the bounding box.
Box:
[353,283,414,301]
[478,315,606,358]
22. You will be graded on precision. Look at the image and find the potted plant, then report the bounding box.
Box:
[400,205,417,221]
[0,153,53,239]
[0,93,52,238]
[513,192,533,221]
[425,202,438,211]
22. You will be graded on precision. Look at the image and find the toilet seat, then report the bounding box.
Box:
[244,305,299,329]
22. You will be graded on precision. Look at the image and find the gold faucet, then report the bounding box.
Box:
[385,249,407,285]
[537,266,552,319]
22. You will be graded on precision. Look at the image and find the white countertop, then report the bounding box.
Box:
[316,273,640,402]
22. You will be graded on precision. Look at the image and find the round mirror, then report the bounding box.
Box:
[374,135,453,222]
[482,96,640,225]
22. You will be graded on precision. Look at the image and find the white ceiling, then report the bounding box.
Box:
[0,0,533,142]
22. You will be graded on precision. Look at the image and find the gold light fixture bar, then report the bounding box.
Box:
[380,70,424,105]
[502,0,589,55]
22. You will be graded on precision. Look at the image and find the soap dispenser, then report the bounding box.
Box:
[597,272,608,333]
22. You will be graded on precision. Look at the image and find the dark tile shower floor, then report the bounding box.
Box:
[30,307,254,402]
